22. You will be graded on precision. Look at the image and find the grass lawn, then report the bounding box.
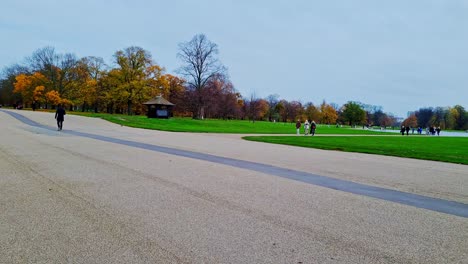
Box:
[243,136,468,165]
[52,110,395,134]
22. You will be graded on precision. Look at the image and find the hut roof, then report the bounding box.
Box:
[143,96,175,106]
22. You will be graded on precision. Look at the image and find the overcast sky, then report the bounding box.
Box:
[1,0,467,117]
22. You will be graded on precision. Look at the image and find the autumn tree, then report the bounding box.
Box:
[451,105,467,130]
[320,101,338,125]
[277,100,289,122]
[304,102,320,122]
[162,74,187,115]
[13,72,48,107]
[76,56,107,112]
[114,46,153,114]
[0,64,29,106]
[402,114,418,127]
[177,34,225,119]
[13,74,33,104]
[45,90,61,106]
[245,93,262,122]
[202,74,240,119]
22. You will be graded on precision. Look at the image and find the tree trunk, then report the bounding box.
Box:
[127,100,132,115]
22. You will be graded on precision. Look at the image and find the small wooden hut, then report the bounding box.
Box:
[143,96,175,118]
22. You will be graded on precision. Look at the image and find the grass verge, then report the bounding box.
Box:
[243,136,468,165]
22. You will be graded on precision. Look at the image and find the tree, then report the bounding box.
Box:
[402,114,418,128]
[177,34,225,119]
[114,46,153,114]
[341,101,366,126]
[304,102,321,122]
[280,100,303,122]
[0,64,29,106]
[266,94,280,121]
[320,101,338,125]
[276,100,287,122]
[246,92,261,122]
[45,90,61,106]
[77,56,107,112]
[451,105,467,130]
[13,72,48,107]
[415,107,433,127]
[163,74,187,115]
[379,113,393,128]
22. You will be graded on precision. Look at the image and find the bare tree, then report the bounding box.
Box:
[266,94,279,121]
[177,34,225,119]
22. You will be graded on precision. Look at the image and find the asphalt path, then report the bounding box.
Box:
[1,109,467,263]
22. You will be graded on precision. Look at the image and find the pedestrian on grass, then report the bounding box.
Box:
[304,120,310,135]
[310,120,317,136]
[436,127,441,136]
[55,104,66,131]
[296,119,301,135]
[405,126,410,136]
[400,126,405,136]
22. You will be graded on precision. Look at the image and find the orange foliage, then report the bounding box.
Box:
[320,102,338,124]
[33,86,45,102]
[14,72,49,105]
[46,90,61,106]
[403,114,418,127]
[60,98,73,107]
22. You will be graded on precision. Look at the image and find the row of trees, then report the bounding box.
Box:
[402,106,467,130]
[1,34,466,130]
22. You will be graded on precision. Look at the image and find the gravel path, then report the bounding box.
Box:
[1,110,467,263]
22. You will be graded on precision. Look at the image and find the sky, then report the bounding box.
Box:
[1,0,467,117]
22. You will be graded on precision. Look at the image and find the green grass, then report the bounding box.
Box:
[243,136,468,164]
[50,110,394,134]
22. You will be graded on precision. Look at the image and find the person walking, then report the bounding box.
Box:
[405,126,410,136]
[310,120,317,136]
[55,104,66,131]
[304,120,310,135]
[436,127,441,136]
[296,119,301,135]
[400,126,405,136]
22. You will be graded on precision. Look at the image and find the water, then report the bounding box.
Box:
[369,129,468,137]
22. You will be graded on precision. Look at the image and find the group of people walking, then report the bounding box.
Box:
[296,119,317,136]
[400,126,441,136]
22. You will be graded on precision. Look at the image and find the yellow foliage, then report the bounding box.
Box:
[60,98,73,106]
[33,86,45,101]
[13,74,32,94]
[46,90,61,105]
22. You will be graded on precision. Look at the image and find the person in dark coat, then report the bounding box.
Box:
[436,127,441,136]
[55,105,66,131]
[310,120,317,136]
[405,126,410,136]
[400,126,405,136]
[296,119,301,135]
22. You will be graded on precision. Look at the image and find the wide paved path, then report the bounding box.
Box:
[1,110,467,263]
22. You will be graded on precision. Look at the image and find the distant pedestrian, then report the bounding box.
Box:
[405,126,410,136]
[55,104,66,131]
[304,120,310,135]
[400,126,405,136]
[310,120,317,136]
[411,127,415,134]
[296,119,301,135]
[436,127,441,136]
